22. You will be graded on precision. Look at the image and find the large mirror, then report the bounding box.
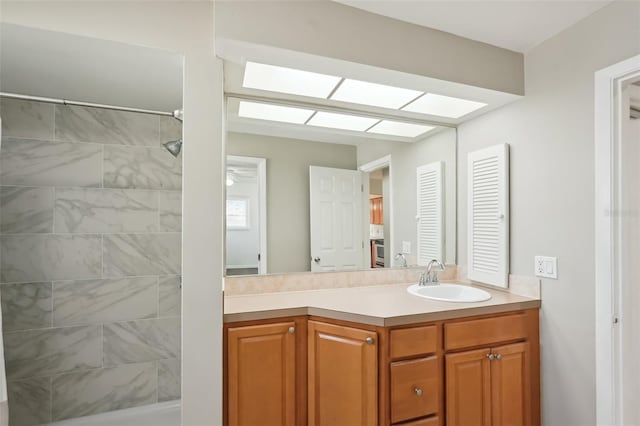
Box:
[222,60,458,276]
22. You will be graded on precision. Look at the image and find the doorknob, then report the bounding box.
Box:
[313,257,321,263]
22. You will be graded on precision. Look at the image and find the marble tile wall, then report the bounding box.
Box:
[0,98,183,425]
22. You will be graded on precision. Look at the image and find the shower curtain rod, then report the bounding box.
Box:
[0,92,181,120]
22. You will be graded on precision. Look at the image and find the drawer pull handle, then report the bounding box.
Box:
[414,387,423,396]
[365,337,374,345]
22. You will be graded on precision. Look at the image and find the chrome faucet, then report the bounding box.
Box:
[394,253,407,268]
[418,259,446,286]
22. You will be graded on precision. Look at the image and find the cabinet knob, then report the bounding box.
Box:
[495,353,502,360]
[365,337,374,345]
[486,353,495,360]
[288,327,295,334]
[414,387,423,397]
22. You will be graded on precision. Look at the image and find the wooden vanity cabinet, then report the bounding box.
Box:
[224,309,539,426]
[224,317,307,426]
[444,311,539,426]
[387,324,441,425]
[307,320,378,426]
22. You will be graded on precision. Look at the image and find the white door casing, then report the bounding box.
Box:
[595,54,640,426]
[416,161,444,265]
[359,155,393,267]
[310,166,364,272]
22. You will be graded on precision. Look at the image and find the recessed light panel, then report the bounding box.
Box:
[238,101,314,124]
[243,62,341,99]
[331,79,423,109]
[368,120,435,138]
[403,93,487,118]
[307,111,379,132]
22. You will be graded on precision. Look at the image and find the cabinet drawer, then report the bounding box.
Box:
[394,417,439,426]
[444,313,527,351]
[390,325,437,359]
[390,357,439,423]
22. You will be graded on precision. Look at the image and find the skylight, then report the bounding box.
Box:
[330,79,423,109]
[238,101,314,124]
[243,62,342,99]
[368,120,435,138]
[307,111,379,132]
[403,93,487,118]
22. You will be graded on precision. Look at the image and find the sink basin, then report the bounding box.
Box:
[407,283,492,303]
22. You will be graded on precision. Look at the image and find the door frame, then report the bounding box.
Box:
[227,155,268,274]
[595,53,640,426]
[360,155,394,267]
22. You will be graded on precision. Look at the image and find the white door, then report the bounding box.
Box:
[310,166,364,272]
[467,144,510,288]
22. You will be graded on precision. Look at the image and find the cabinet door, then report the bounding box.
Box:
[491,342,529,426]
[445,348,492,426]
[308,321,378,426]
[227,322,296,426]
[370,197,383,225]
[370,199,376,224]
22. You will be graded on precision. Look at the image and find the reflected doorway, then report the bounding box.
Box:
[226,156,267,275]
[360,155,393,268]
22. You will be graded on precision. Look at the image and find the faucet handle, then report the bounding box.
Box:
[427,259,446,270]
[395,253,408,268]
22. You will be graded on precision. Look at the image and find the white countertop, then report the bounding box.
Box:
[224,281,540,326]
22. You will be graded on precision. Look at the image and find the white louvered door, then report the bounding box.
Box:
[416,161,444,266]
[467,144,509,288]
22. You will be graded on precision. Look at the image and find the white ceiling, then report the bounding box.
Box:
[0,23,183,112]
[333,0,612,52]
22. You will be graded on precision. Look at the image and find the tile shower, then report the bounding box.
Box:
[0,98,182,425]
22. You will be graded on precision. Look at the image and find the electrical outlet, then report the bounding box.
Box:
[534,256,557,279]
[402,241,411,254]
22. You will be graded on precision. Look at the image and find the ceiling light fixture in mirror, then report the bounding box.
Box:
[307,111,379,132]
[236,99,437,139]
[368,120,435,138]
[238,100,314,124]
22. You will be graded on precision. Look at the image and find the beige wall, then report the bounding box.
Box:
[227,132,357,273]
[457,2,640,425]
[216,1,523,95]
[0,2,224,424]
[369,178,383,196]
